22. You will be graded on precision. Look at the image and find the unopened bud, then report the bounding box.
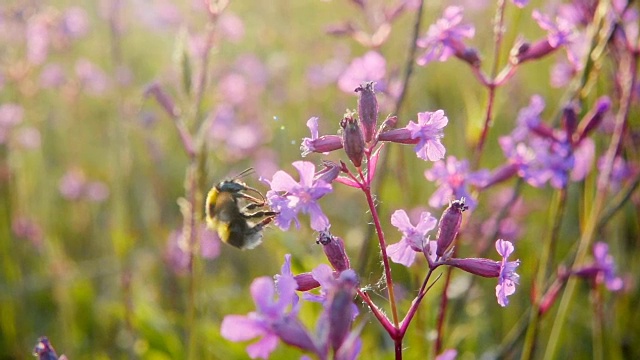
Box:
[562,103,579,140]
[328,269,359,352]
[457,48,481,67]
[301,134,343,156]
[315,160,341,184]
[435,199,468,257]
[294,272,321,291]
[576,96,611,144]
[272,317,318,354]
[340,112,365,168]
[377,127,417,144]
[515,39,557,64]
[444,257,500,277]
[145,82,181,119]
[317,231,351,272]
[355,81,379,143]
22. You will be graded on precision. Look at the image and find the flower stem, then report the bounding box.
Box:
[363,187,399,329]
[474,0,507,167]
[521,188,567,360]
[399,269,437,337]
[356,0,425,274]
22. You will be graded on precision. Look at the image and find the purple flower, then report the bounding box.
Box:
[500,135,574,189]
[574,242,624,291]
[387,209,437,267]
[424,156,489,210]
[436,349,458,360]
[532,9,576,48]
[221,257,307,359]
[406,110,448,161]
[511,0,528,8]
[599,155,638,191]
[495,239,520,307]
[416,6,475,65]
[301,117,343,156]
[33,336,62,360]
[338,51,386,93]
[265,161,333,231]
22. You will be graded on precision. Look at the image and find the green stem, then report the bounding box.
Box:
[521,189,567,360]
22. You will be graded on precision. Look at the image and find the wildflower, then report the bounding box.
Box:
[303,265,359,320]
[424,156,489,210]
[301,117,343,156]
[317,231,351,272]
[416,6,475,65]
[495,239,521,307]
[435,199,468,257]
[221,257,317,359]
[340,112,365,167]
[265,161,332,231]
[378,110,448,161]
[355,81,379,143]
[387,209,437,267]
[532,10,575,48]
[574,242,624,291]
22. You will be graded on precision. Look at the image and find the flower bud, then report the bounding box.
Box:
[301,135,343,156]
[294,272,321,291]
[562,103,579,140]
[144,82,181,119]
[515,39,557,64]
[315,160,341,184]
[377,128,418,144]
[273,316,319,354]
[317,231,351,272]
[456,47,481,67]
[444,257,501,277]
[575,96,611,144]
[328,271,358,352]
[355,81,379,143]
[435,199,468,257]
[340,112,365,168]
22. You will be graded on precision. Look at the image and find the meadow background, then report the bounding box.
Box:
[1,0,638,359]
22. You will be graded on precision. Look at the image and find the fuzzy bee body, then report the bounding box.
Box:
[205,171,277,250]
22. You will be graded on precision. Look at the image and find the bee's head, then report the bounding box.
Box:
[216,179,248,194]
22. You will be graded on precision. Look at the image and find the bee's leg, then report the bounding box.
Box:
[241,210,278,220]
[241,202,266,212]
[248,213,277,232]
[234,192,267,207]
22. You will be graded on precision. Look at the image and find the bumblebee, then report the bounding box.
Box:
[205,169,278,250]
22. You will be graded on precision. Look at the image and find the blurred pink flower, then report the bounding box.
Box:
[26,15,50,65]
[219,12,245,43]
[338,51,386,93]
[61,7,90,39]
[40,63,66,88]
[75,58,110,95]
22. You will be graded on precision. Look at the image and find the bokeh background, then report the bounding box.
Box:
[1,0,638,359]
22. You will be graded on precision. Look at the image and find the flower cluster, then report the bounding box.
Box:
[222,254,361,359]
